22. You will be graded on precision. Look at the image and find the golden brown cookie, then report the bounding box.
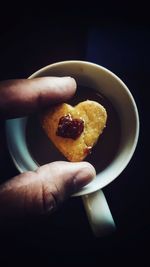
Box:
[41,100,107,162]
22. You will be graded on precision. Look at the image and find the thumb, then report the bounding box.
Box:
[0,162,96,218]
[0,77,76,119]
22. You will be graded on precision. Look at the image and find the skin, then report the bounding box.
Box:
[0,77,96,221]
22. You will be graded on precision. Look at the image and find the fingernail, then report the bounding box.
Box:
[60,76,72,78]
[73,166,96,192]
[58,77,77,95]
[61,76,76,83]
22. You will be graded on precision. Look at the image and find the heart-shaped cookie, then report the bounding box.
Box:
[41,100,107,162]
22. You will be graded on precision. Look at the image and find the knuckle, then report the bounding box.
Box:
[40,182,61,215]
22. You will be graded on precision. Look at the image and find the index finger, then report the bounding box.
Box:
[0,77,76,119]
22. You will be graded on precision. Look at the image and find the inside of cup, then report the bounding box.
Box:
[28,61,139,195]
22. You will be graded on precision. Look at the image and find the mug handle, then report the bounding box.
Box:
[82,189,116,237]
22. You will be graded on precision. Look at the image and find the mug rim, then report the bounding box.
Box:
[6,60,140,196]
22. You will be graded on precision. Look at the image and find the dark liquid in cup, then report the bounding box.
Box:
[26,86,121,173]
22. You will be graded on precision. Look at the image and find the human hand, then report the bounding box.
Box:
[0,77,95,219]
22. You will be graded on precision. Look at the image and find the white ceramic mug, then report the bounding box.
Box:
[6,61,139,236]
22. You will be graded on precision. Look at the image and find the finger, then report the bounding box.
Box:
[0,161,96,218]
[0,77,76,119]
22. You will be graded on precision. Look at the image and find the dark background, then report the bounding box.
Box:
[0,4,149,266]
